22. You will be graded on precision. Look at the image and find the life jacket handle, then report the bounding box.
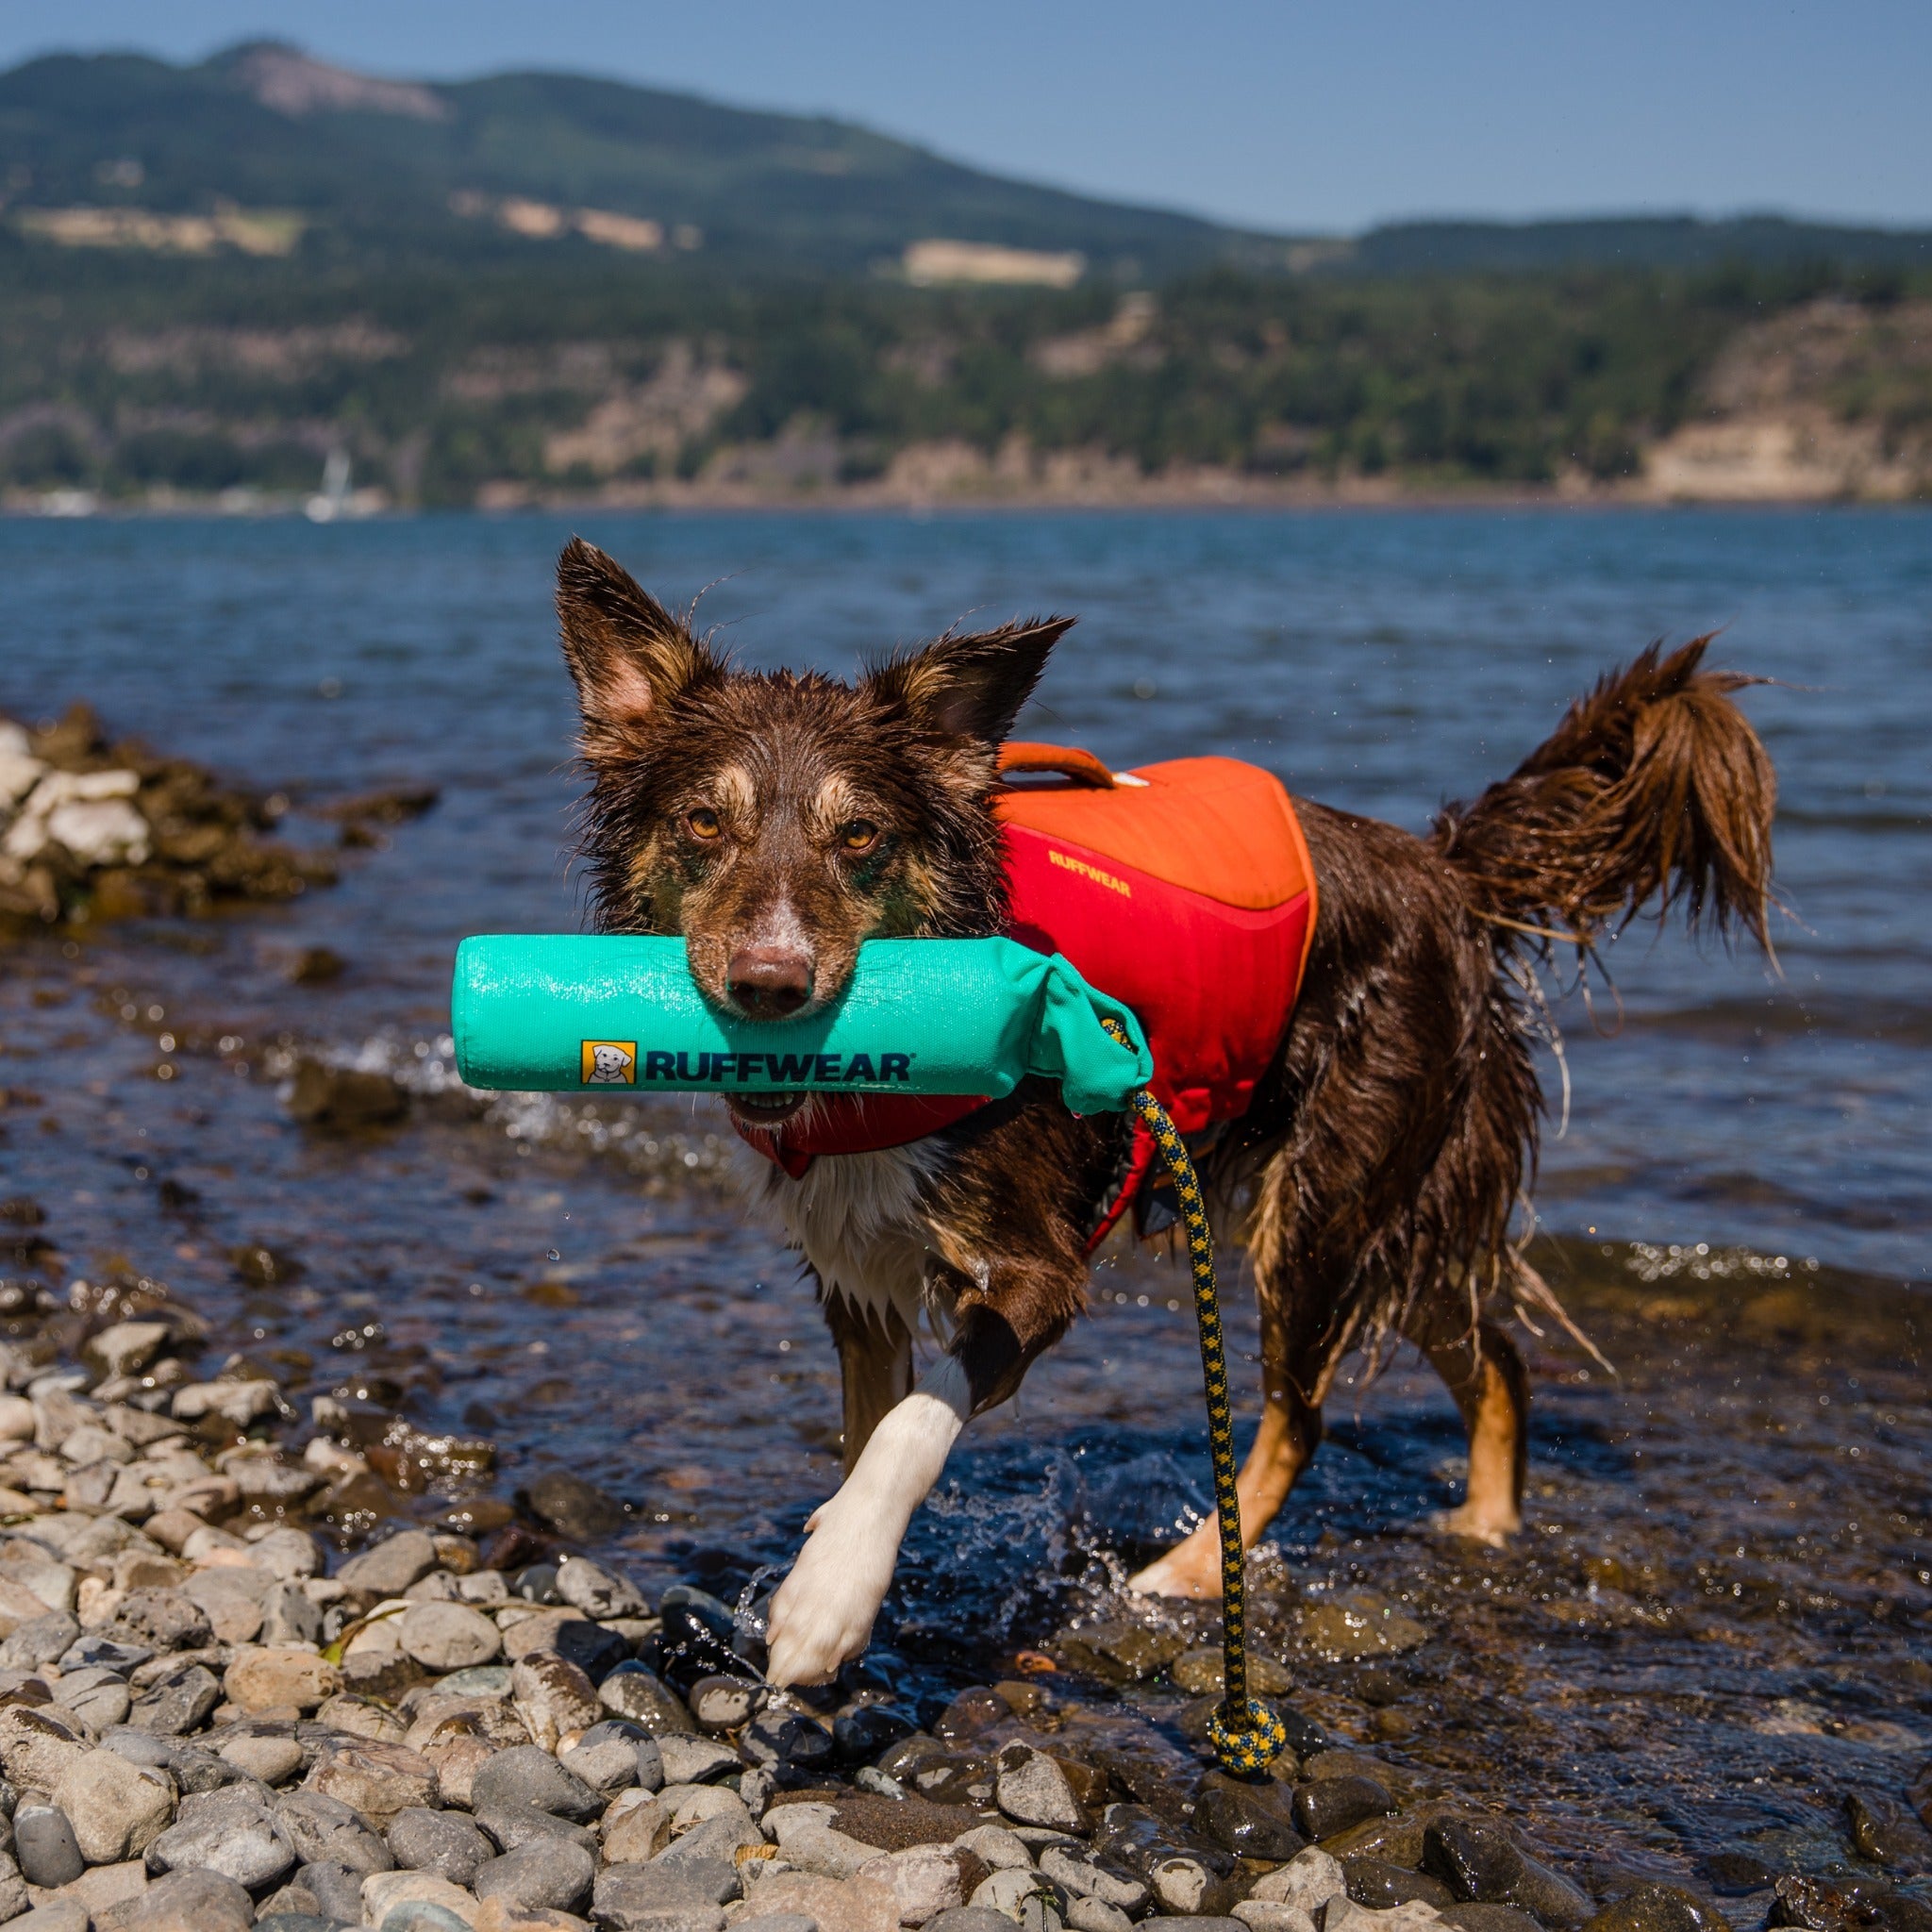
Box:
[998,741,1139,789]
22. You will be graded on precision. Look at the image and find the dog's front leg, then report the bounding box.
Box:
[765,1354,970,1686]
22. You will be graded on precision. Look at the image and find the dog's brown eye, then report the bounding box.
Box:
[841,820,880,853]
[686,808,722,841]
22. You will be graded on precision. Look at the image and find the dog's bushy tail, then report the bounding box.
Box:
[1434,638,1776,958]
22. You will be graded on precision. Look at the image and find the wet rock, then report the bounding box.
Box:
[403,1601,505,1672]
[741,1710,835,1777]
[1424,1820,1525,1902]
[658,1733,740,1786]
[127,1661,223,1735]
[275,1787,396,1874]
[390,1806,494,1885]
[1297,1597,1430,1662]
[53,1746,175,1862]
[995,1745,1091,1833]
[1171,1647,1295,1697]
[1699,1853,1774,1897]
[98,1867,254,1932]
[651,1609,742,1697]
[473,1745,607,1823]
[288,1059,408,1131]
[14,1804,86,1889]
[225,1646,342,1713]
[1347,1859,1457,1910]
[555,1557,647,1622]
[1148,1850,1241,1917]
[1845,1789,1932,1866]
[341,1530,441,1596]
[150,1783,296,1889]
[547,1620,630,1685]
[1195,1774,1305,1860]
[307,1734,441,1827]
[524,1473,626,1541]
[362,1870,482,1930]
[688,1674,764,1732]
[1582,1890,1723,1932]
[1296,1776,1396,1841]
[1441,1908,1542,1932]
[475,1840,596,1915]
[1055,1622,1187,1686]
[835,1703,917,1765]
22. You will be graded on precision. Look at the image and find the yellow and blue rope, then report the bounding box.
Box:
[1102,1017,1288,1777]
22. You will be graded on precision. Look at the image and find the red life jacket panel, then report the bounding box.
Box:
[732,743,1318,1216]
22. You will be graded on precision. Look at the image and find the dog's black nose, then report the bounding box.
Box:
[727,946,814,1017]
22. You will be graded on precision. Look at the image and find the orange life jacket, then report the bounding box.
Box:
[734,742,1319,1244]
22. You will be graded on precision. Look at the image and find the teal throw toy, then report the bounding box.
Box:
[451,933,1152,1113]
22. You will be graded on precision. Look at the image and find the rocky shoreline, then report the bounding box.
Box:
[0,1236,1924,1932]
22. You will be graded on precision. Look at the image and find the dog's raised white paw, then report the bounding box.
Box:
[764,1490,897,1686]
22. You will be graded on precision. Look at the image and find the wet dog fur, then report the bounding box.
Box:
[556,536,1777,1684]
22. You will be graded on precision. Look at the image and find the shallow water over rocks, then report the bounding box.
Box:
[0,509,1927,1921]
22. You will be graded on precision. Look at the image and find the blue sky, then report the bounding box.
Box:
[5,1,1928,234]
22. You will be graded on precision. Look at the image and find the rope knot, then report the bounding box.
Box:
[1208,1697,1290,1775]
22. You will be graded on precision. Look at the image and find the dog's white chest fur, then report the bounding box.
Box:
[746,1141,946,1334]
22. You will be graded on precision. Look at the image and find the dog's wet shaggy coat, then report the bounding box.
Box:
[557,536,1776,1664]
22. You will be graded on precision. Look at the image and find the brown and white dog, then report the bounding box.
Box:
[555,537,1776,1688]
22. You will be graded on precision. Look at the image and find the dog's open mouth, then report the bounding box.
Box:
[724,1091,810,1128]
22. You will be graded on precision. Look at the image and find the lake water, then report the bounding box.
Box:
[2,508,1928,1899]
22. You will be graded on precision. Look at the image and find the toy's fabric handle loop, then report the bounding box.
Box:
[998,741,1118,790]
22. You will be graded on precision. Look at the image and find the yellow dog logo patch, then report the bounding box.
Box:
[580,1041,637,1085]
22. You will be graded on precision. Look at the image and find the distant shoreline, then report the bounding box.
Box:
[8,480,1928,521]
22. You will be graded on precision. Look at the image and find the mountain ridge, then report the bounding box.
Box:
[3,43,1929,279]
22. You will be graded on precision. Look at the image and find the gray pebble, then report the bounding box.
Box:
[932,1911,1035,1932]
[276,1787,396,1874]
[50,1663,132,1729]
[475,1837,596,1914]
[471,1742,606,1822]
[387,1805,492,1885]
[127,1660,223,1735]
[294,1860,370,1925]
[593,1858,737,1928]
[658,1732,740,1786]
[380,1905,473,1932]
[58,1634,152,1675]
[256,1917,339,1932]
[435,1664,512,1698]
[337,1529,440,1595]
[556,1554,649,1621]
[12,1804,84,1889]
[150,1782,295,1889]
[560,1719,653,1795]
[475,1801,599,1855]
[0,1612,81,1672]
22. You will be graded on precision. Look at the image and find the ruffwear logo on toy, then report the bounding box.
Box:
[580,1041,637,1084]
[626,1049,914,1084]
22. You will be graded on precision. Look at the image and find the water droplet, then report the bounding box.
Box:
[546,1249,560,1261]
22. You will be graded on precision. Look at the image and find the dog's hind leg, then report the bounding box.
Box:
[1406,1300,1527,1545]
[1127,1272,1334,1599]
[823,1293,913,1474]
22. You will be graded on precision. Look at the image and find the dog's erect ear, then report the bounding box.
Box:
[873,616,1074,745]
[557,538,715,742]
